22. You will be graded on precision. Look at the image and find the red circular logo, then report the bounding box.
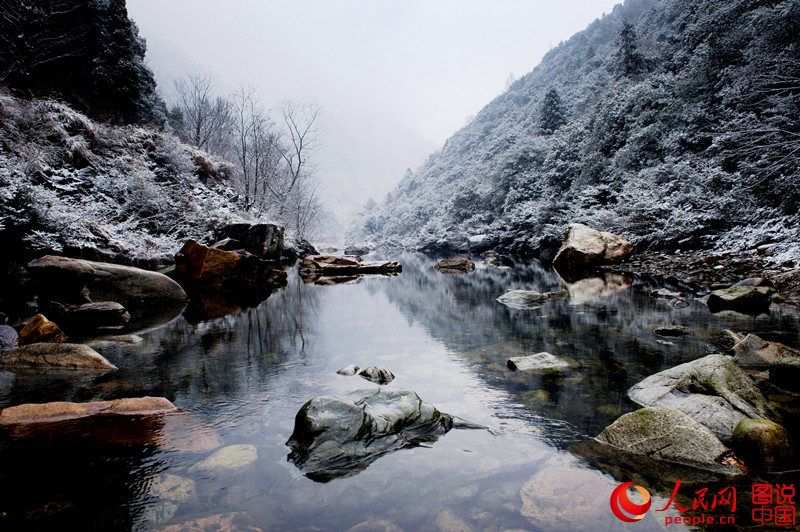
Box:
[610,482,652,522]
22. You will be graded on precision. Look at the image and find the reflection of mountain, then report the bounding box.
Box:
[374,254,727,443]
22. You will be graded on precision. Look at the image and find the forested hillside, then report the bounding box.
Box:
[352,0,800,266]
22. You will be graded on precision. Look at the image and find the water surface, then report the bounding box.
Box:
[1,253,798,531]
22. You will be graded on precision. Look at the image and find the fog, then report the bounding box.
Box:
[127,0,621,230]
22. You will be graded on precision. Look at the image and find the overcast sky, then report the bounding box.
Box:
[127,0,622,224]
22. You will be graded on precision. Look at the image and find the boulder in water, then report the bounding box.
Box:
[287,388,453,481]
[628,354,777,440]
[336,364,360,376]
[552,224,633,274]
[707,286,772,314]
[358,366,395,384]
[26,255,187,307]
[596,407,743,475]
[299,256,401,278]
[732,334,800,368]
[732,419,795,471]
[216,222,284,260]
[0,342,116,371]
[173,239,287,290]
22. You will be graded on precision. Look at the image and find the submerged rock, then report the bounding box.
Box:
[336,364,360,376]
[346,520,402,532]
[17,314,67,345]
[519,465,613,530]
[707,286,772,314]
[359,366,395,384]
[0,397,178,425]
[496,290,567,309]
[190,444,258,472]
[154,512,262,532]
[552,224,633,274]
[732,419,794,471]
[0,343,116,371]
[507,352,569,371]
[26,255,187,306]
[596,407,742,475]
[732,334,800,368]
[148,474,197,503]
[628,354,777,440]
[287,388,453,481]
[434,258,475,274]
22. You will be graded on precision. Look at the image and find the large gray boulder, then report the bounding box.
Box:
[628,354,777,440]
[596,407,743,475]
[0,325,18,353]
[26,255,187,307]
[732,334,800,368]
[0,342,117,372]
[287,388,453,481]
[552,224,633,274]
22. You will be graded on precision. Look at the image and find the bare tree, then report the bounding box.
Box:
[271,100,322,218]
[174,73,232,155]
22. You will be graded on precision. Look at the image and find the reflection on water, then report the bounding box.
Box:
[0,253,798,530]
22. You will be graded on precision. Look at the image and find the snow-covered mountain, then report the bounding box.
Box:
[351,0,800,266]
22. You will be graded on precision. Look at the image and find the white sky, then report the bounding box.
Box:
[127,0,622,222]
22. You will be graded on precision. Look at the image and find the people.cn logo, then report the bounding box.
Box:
[610,482,652,522]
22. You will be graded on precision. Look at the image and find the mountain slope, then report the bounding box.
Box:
[352,0,800,266]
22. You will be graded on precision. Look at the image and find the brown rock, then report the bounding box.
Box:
[707,286,773,314]
[174,239,287,289]
[434,258,475,274]
[0,342,116,371]
[154,512,262,532]
[552,224,633,274]
[0,397,178,425]
[733,334,800,368]
[18,314,67,345]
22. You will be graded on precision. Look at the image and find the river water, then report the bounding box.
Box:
[1,253,798,531]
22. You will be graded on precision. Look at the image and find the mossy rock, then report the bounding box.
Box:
[732,419,794,471]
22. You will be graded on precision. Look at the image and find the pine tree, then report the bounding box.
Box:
[614,18,645,79]
[538,88,566,134]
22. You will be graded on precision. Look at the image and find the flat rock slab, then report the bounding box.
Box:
[27,255,187,306]
[507,352,569,371]
[300,256,401,277]
[655,325,692,337]
[628,354,777,440]
[64,301,130,329]
[596,407,742,475]
[496,290,567,309]
[0,397,178,425]
[0,342,116,371]
[434,258,475,274]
